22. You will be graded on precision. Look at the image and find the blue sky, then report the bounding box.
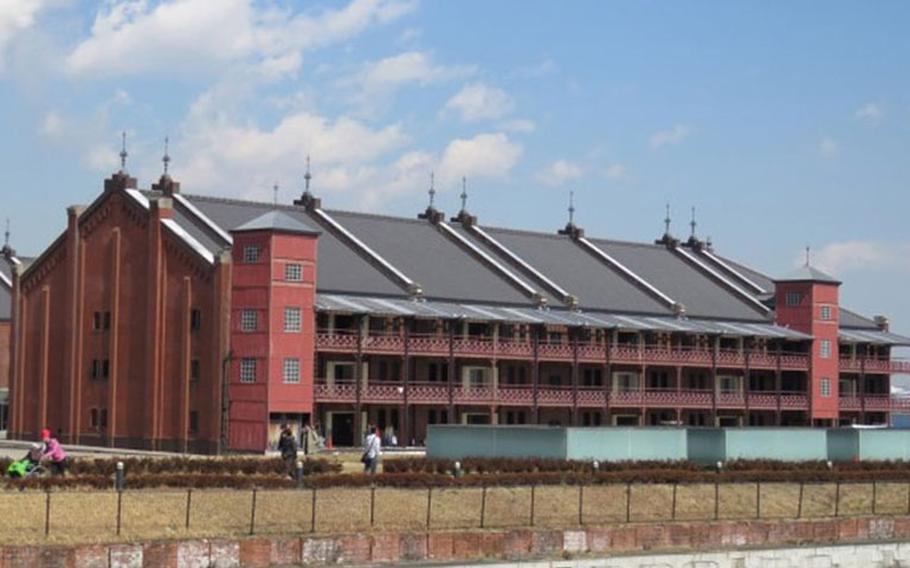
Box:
[1,0,909,333]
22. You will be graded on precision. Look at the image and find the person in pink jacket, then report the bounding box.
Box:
[40,428,68,476]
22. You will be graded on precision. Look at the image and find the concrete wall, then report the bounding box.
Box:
[566,428,687,461]
[427,426,566,459]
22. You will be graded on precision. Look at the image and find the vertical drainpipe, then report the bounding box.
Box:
[775,344,783,426]
[711,335,719,427]
[532,325,540,425]
[571,328,579,427]
[603,330,612,426]
[108,228,122,448]
[859,345,867,425]
[744,338,752,427]
[402,318,410,444]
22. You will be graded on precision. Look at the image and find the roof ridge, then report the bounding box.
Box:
[324,208,429,226]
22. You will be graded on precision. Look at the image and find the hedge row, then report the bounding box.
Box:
[0,456,341,477]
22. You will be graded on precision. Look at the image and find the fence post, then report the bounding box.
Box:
[578,485,584,526]
[44,491,51,537]
[714,482,719,521]
[834,482,841,517]
[249,489,258,535]
[185,489,192,530]
[426,488,433,530]
[872,481,877,515]
[528,485,534,527]
[310,488,317,533]
[625,483,631,523]
[797,482,804,518]
[480,486,488,529]
[116,490,123,536]
[755,482,761,519]
[370,485,376,527]
[671,483,677,521]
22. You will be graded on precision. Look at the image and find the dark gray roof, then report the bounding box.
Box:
[590,238,768,321]
[182,195,404,298]
[234,210,320,235]
[715,256,776,292]
[324,210,533,305]
[779,264,841,284]
[169,207,223,259]
[0,260,13,320]
[839,308,880,330]
[477,226,672,316]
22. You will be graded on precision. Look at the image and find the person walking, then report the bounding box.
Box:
[40,428,68,476]
[362,425,381,474]
[277,423,298,477]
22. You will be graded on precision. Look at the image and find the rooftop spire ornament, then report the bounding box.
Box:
[119,131,128,173]
[3,219,8,249]
[568,190,576,226]
[664,203,672,236]
[162,136,171,176]
[689,206,697,239]
[460,176,468,212]
[303,155,312,196]
[428,172,436,208]
[273,182,279,206]
[805,246,811,266]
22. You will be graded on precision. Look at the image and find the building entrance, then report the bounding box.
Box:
[328,412,355,447]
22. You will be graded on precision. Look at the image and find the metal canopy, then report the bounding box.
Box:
[315,294,811,340]
[839,328,910,346]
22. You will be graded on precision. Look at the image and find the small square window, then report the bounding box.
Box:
[241,309,258,332]
[285,263,303,282]
[786,291,802,306]
[283,358,301,384]
[100,408,108,428]
[820,339,831,359]
[190,309,202,331]
[102,359,110,378]
[284,307,302,332]
[90,408,99,428]
[243,245,260,263]
[103,311,111,330]
[820,306,832,321]
[92,312,102,331]
[821,377,831,397]
[240,358,257,383]
[189,411,199,434]
[191,359,200,382]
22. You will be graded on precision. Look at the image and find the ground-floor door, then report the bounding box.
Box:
[328,412,355,447]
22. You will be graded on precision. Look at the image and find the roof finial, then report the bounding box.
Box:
[303,155,312,195]
[119,131,128,173]
[805,245,811,267]
[664,203,671,236]
[568,190,576,226]
[428,172,436,208]
[460,176,468,212]
[3,219,9,249]
[162,136,171,176]
[273,182,279,206]
[689,206,697,239]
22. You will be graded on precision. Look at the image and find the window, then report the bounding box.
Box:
[90,409,99,429]
[191,309,202,331]
[785,291,802,306]
[190,359,200,383]
[821,377,831,397]
[93,312,101,331]
[189,411,199,434]
[90,408,109,429]
[92,311,111,331]
[100,408,108,429]
[240,358,257,383]
[241,309,258,332]
[820,339,831,359]
[285,263,303,282]
[283,358,301,384]
[91,359,110,380]
[284,307,302,332]
[243,245,260,263]
[820,306,832,320]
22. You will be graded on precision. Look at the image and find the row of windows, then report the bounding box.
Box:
[92,359,201,381]
[239,358,301,384]
[243,246,306,282]
[785,293,835,320]
[240,307,303,332]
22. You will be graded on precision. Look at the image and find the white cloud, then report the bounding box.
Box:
[855,102,883,124]
[649,124,690,149]
[605,163,629,181]
[811,241,910,274]
[500,118,536,133]
[437,133,523,185]
[536,159,583,187]
[40,111,64,138]
[0,0,47,67]
[443,83,514,122]
[359,51,473,91]
[65,0,417,77]
[819,136,839,158]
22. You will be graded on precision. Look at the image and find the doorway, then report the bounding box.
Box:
[328,412,355,447]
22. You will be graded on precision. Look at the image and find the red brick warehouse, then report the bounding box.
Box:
[8,151,910,453]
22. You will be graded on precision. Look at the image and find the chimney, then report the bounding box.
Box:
[874,315,890,332]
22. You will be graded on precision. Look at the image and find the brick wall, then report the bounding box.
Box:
[0,321,9,390]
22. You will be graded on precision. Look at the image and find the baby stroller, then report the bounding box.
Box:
[6,444,47,479]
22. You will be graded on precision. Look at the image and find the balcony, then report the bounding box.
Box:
[839,358,910,374]
[315,330,810,370]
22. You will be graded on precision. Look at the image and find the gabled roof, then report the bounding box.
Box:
[778,265,841,284]
[234,210,321,235]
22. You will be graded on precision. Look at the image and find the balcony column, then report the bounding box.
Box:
[353,315,365,441]
[447,320,456,424]
[401,319,411,445]
[775,345,783,426]
[491,324,499,425]
[603,331,612,425]
[532,326,540,424]
[640,364,647,425]
[711,335,719,427]
[744,339,752,426]
[571,328,580,426]
[859,346,867,424]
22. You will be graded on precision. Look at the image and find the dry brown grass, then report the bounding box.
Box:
[533,485,581,528]
[313,488,371,533]
[674,484,716,521]
[48,492,118,542]
[580,484,627,524]
[801,483,837,518]
[874,482,908,515]
[428,487,482,530]
[839,483,874,516]
[120,490,187,541]
[717,483,757,520]
[0,493,46,545]
[373,488,429,531]
[483,486,531,528]
[254,489,314,534]
[759,483,801,519]
[629,484,674,522]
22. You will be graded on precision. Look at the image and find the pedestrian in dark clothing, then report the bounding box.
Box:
[278,424,298,477]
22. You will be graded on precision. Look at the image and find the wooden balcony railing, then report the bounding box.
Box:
[839,358,910,374]
[315,331,811,370]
